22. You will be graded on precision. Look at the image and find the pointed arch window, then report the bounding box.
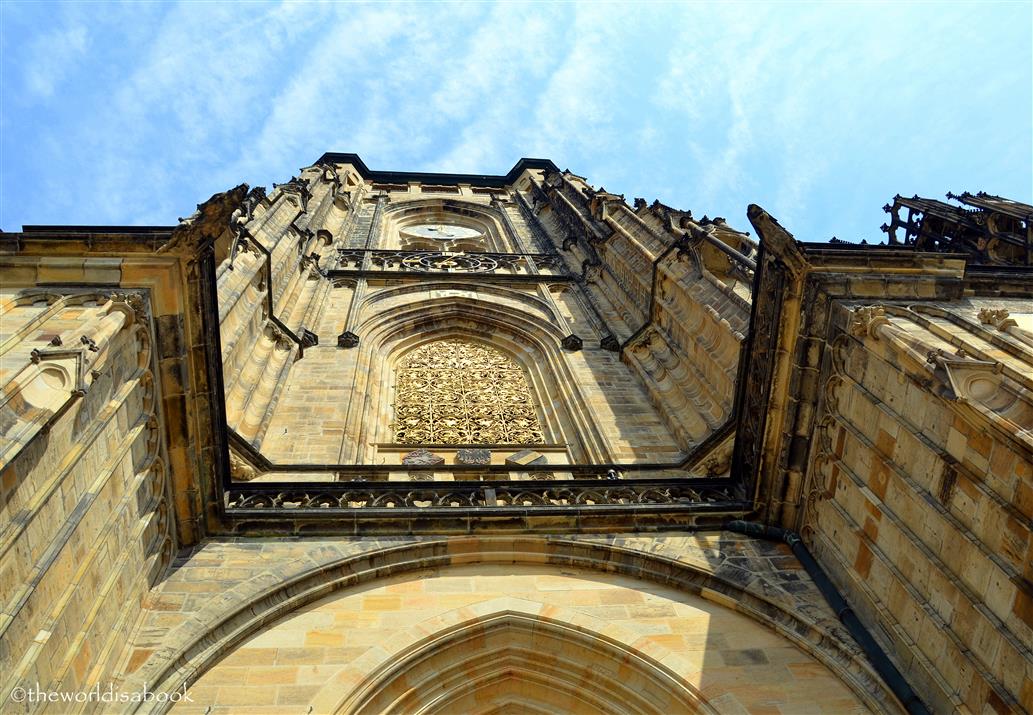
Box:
[392,340,544,445]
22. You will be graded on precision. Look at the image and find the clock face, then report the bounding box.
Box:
[404,224,482,241]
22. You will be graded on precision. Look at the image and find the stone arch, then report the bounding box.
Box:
[359,280,557,319]
[347,288,611,462]
[379,198,515,252]
[315,599,714,715]
[129,537,899,715]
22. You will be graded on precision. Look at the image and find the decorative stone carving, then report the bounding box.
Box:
[300,329,318,348]
[229,452,257,481]
[161,184,249,256]
[226,480,741,511]
[273,176,312,210]
[600,334,621,352]
[978,307,1015,331]
[925,351,1004,403]
[393,340,545,445]
[456,448,491,465]
[264,323,291,349]
[337,331,360,348]
[561,334,583,351]
[317,162,341,188]
[848,306,890,338]
[227,186,265,268]
[581,260,603,283]
[402,449,445,467]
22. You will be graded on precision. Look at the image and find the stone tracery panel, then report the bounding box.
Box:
[393,339,544,445]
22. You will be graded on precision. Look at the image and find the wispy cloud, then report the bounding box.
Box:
[0,0,1029,240]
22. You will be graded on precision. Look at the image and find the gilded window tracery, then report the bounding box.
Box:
[393,340,544,445]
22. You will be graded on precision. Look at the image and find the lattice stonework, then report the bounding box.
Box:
[393,340,545,444]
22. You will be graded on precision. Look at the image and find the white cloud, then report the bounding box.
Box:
[2,0,1026,238]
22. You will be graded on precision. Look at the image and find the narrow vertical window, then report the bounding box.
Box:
[393,340,544,445]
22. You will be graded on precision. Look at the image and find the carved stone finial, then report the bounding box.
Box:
[107,291,147,324]
[977,308,1012,330]
[227,186,265,268]
[848,306,889,338]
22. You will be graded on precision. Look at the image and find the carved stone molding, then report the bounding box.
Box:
[225,480,741,512]
[402,448,445,467]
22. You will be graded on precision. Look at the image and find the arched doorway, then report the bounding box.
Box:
[169,560,876,714]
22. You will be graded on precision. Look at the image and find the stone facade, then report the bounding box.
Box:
[0,154,1029,714]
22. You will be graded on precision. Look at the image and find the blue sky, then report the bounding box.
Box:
[1,1,1030,243]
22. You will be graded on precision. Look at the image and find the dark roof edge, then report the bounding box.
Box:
[315,153,560,187]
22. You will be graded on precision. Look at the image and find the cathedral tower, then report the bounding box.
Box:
[1,155,1030,714]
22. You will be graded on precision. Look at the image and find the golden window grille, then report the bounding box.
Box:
[392,340,544,445]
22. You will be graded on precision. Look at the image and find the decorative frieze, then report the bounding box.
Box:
[225,479,741,512]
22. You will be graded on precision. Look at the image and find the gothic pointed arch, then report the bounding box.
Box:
[321,603,714,715]
[137,538,894,715]
[347,291,612,463]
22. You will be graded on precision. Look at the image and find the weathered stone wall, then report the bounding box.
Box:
[222,163,735,472]
[521,169,752,462]
[805,299,1033,713]
[0,289,175,709]
[111,533,898,714]
[1,185,251,713]
[220,172,343,449]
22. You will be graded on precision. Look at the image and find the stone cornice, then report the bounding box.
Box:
[313,153,559,188]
